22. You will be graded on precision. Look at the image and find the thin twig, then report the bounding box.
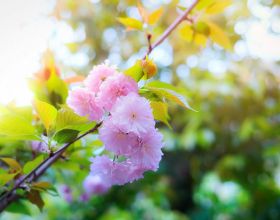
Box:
[143,0,199,59]
[147,33,152,55]
[0,123,101,212]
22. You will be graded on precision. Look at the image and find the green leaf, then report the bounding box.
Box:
[206,21,232,50]
[117,17,143,30]
[5,105,33,123]
[205,0,232,14]
[45,185,59,197]
[27,190,45,211]
[0,158,22,173]
[145,81,197,111]
[124,60,144,82]
[32,181,52,191]
[193,33,208,47]
[0,173,16,186]
[53,129,79,144]
[196,0,215,10]
[147,7,163,25]
[146,81,183,93]
[195,21,210,35]
[46,72,68,105]
[23,155,44,175]
[34,99,58,132]
[6,199,31,216]
[0,108,38,140]
[56,106,94,132]
[139,88,162,101]
[179,25,194,42]
[150,101,171,128]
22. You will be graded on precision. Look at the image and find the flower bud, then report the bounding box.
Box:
[141,58,157,79]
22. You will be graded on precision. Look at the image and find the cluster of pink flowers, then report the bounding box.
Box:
[67,63,163,196]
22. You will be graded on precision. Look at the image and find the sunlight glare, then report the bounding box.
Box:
[0,0,55,105]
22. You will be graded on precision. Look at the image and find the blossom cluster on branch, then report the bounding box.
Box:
[67,63,163,197]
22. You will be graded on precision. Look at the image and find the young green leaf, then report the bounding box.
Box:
[34,99,58,133]
[124,60,144,82]
[0,110,38,140]
[147,87,197,111]
[23,155,44,175]
[194,33,208,47]
[196,0,215,10]
[32,181,52,191]
[46,72,68,105]
[145,81,197,111]
[56,106,94,132]
[6,199,31,216]
[195,21,210,35]
[148,7,163,25]
[5,105,33,123]
[53,129,79,144]
[179,25,194,42]
[0,157,22,173]
[205,0,232,14]
[117,17,143,30]
[0,173,16,186]
[150,101,171,128]
[206,21,232,50]
[146,81,183,93]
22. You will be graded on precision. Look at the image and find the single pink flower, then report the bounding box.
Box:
[83,175,109,195]
[67,88,103,121]
[97,74,138,111]
[110,93,155,135]
[99,118,138,156]
[85,64,117,93]
[130,128,163,171]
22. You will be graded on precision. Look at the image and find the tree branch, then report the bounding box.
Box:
[143,0,199,59]
[0,123,101,212]
[0,0,199,212]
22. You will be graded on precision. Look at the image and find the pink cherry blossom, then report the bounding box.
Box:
[85,64,117,93]
[90,155,142,186]
[97,73,138,111]
[83,175,109,195]
[130,128,163,171]
[124,160,146,183]
[59,185,73,203]
[110,93,155,135]
[79,193,90,202]
[90,155,116,186]
[99,118,138,156]
[67,88,103,121]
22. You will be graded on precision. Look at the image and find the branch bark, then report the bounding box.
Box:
[0,0,199,212]
[0,123,101,212]
[143,0,199,58]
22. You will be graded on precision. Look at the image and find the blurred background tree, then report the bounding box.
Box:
[0,0,280,219]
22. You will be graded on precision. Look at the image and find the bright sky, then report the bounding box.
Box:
[0,0,279,106]
[0,0,55,105]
